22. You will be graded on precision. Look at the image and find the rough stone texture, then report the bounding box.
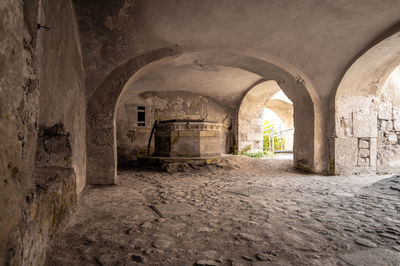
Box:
[87,48,316,184]
[333,138,358,175]
[339,248,400,266]
[376,68,400,174]
[2,1,400,264]
[38,0,86,193]
[116,91,231,163]
[0,1,40,264]
[334,66,400,174]
[0,0,85,264]
[154,121,222,157]
[238,81,280,153]
[45,157,400,265]
[353,109,378,138]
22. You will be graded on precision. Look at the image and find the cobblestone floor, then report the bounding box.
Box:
[46,155,400,266]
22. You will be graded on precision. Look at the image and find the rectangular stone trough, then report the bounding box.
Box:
[154,119,222,157]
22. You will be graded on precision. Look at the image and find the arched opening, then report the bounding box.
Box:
[238,83,294,162]
[333,31,400,175]
[264,95,294,155]
[87,48,319,184]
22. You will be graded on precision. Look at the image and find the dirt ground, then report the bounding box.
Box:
[46,155,400,266]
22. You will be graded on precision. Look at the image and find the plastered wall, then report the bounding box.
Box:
[38,0,86,193]
[334,67,400,175]
[376,68,400,174]
[0,0,86,264]
[116,91,231,163]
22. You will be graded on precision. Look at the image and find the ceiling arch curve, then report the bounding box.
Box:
[87,46,322,184]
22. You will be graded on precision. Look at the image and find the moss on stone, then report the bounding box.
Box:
[296,163,314,174]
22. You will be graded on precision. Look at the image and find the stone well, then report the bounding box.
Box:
[154,119,222,157]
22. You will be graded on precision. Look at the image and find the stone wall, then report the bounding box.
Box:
[237,82,281,154]
[238,94,267,153]
[116,91,231,163]
[0,0,85,265]
[0,1,40,264]
[376,68,400,174]
[333,96,378,174]
[38,0,86,193]
[333,67,400,175]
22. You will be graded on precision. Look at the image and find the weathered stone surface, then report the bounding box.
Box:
[131,254,145,263]
[334,138,358,174]
[359,148,370,158]
[394,120,400,131]
[354,238,378,248]
[359,139,369,149]
[116,91,232,163]
[393,107,400,120]
[353,110,378,138]
[195,260,219,266]
[153,120,222,157]
[238,82,280,153]
[339,248,400,266]
[379,102,393,120]
[4,1,400,265]
[0,0,85,264]
[152,239,173,250]
[236,233,262,242]
[388,133,398,145]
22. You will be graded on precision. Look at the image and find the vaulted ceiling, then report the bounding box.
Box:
[74,0,400,104]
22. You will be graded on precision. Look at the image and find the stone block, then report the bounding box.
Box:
[353,110,377,137]
[369,138,377,167]
[359,148,370,158]
[154,120,221,157]
[393,106,400,120]
[388,132,398,145]
[357,157,369,166]
[358,139,369,149]
[379,120,387,131]
[334,138,358,174]
[394,120,400,131]
[378,102,392,120]
[386,120,393,131]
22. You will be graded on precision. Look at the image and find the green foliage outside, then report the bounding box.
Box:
[240,145,264,158]
[263,120,284,152]
[240,120,284,158]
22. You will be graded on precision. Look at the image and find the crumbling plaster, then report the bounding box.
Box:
[38,0,86,194]
[333,31,400,175]
[0,0,86,264]
[376,67,400,174]
[87,49,318,185]
[76,0,400,180]
[116,91,232,163]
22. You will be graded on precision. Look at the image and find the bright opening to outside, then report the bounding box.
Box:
[263,90,294,154]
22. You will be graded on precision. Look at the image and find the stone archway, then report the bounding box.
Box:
[87,47,321,184]
[265,99,294,129]
[332,30,400,175]
[236,81,281,154]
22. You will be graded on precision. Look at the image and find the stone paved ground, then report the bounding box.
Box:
[46,155,400,266]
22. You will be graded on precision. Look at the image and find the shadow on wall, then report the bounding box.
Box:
[25,124,78,264]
